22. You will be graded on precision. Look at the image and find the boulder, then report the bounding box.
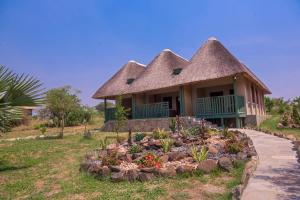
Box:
[149,139,162,147]
[174,140,183,147]
[102,166,110,176]
[110,165,122,172]
[111,171,126,182]
[208,145,219,155]
[236,152,248,161]
[140,167,156,173]
[138,172,155,181]
[176,165,195,174]
[286,134,296,141]
[107,143,118,150]
[168,152,186,161]
[126,169,139,182]
[87,161,102,173]
[218,156,233,172]
[159,155,169,163]
[197,159,218,173]
[247,148,257,157]
[156,166,177,177]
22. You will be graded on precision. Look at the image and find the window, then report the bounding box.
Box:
[172,68,183,75]
[126,78,135,84]
[163,96,172,109]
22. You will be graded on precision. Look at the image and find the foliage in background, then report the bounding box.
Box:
[0,66,44,133]
[114,95,128,141]
[45,86,80,138]
[95,101,114,112]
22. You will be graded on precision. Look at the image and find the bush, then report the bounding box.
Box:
[134,132,145,142]
[39,125,47,135]
[292,105,300,125]
[102,151,120,166]
[160,138,174,153]
[222,127,235,139]
[99,137,110,150]
[191,145,208,163]
[153,128,169,139]
[137,153,162,169]
[225,139,243,154]
[129,144,143,154]
[169,118,176,133]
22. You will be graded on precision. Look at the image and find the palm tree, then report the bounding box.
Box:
[0,66,44,133]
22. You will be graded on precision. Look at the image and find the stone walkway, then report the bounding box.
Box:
[240,129,300,200]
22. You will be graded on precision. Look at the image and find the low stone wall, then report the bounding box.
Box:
[101,118,170,132]
[245,115,271,127]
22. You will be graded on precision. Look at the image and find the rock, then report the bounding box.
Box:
[156,166,176,177]
[159,155,169,163]
[120,154,132,162]
[218,156,233,172]
[138,172,155,181]
[111,171,126,182]
[197,159,218,173]
[174,140,183,147]
[237,152,248,161]
[208,145,219,155]
[149,139,162,147]
[87,160,102,173]
[247,148,257,157]
[126,169,139,182]
[132,153,143,160]
[102,166,110,176]
[117,146,128,155]
[232,185,243,200]
[168,152,186,161]
[277,123,284,129]
[107,143,118,150]
[110,165,121,172]
[286,134,296,141]
[176,165,194,174]
[140,167,156,173]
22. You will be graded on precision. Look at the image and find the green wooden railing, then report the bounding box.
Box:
[104,102,169,122]
[133,102,169,119]
[105,107,116,122]
[195,95,245,118]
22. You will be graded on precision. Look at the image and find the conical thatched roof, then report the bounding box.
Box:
[177,37,270,93]
[93,37,270,99]
[92,60,145,98]
[128,49,189,94]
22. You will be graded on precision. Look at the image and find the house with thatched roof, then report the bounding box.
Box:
[93,37,271,129]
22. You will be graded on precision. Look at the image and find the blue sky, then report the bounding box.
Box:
[0,0,299,106]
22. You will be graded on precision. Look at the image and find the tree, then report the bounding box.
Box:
[95,101,114,112]
[114,95,128,141]
[292,104,300,125]
[264,96,274,114]
[0,66,44,133]
[45,86,80,138]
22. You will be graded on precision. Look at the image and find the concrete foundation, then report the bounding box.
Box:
[245,115,271,127]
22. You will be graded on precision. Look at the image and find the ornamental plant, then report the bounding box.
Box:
[129,144,143,154]
[137,152,162,169]
[153,128,169,139]
[191,145,208,163]
[160,138,174,153]
[134,132,145,142]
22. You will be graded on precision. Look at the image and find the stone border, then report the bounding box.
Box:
[231,135,259,200]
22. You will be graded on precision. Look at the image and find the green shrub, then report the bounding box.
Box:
[222,127,235,139]
[169,118,176,133]
[191,145,208,163]
[160,138,174,153]
[225,139,243,154]
[99,137,110,150]
[134,132,145,142]
[153,128,169,139]
[292,105,300,125]
[102,151,120,166]
[39,125,47,135]
[129,144,143,154]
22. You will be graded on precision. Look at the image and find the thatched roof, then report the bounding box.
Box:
[93,37,270,99]
[178,37,270,93]
[92,60,145,98]
[128,49,189,94]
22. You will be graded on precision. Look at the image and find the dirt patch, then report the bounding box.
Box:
[35,180,44,191]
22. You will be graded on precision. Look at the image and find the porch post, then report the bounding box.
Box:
[179,86,185,116]
[233,76,240,128]
[132,94,136,119]
[104,98,107,122]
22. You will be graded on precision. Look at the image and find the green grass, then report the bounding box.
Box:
[259,115,300,139]
[0,132,245,200]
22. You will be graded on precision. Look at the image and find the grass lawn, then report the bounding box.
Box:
[259,115,300,139]
[0,131,245,200]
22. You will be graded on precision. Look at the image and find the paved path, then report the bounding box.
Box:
[240,129,300,200]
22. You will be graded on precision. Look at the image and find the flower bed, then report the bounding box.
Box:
[80,127,256,182]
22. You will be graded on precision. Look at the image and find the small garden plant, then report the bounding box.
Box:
[160,138,174,153]
[137,152,162,169]
[153,128,169,139]
[134,132,145,142]
[129,144,143,154]
[191,145,208,162]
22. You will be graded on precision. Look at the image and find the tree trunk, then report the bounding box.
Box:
[59,115,64,139]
